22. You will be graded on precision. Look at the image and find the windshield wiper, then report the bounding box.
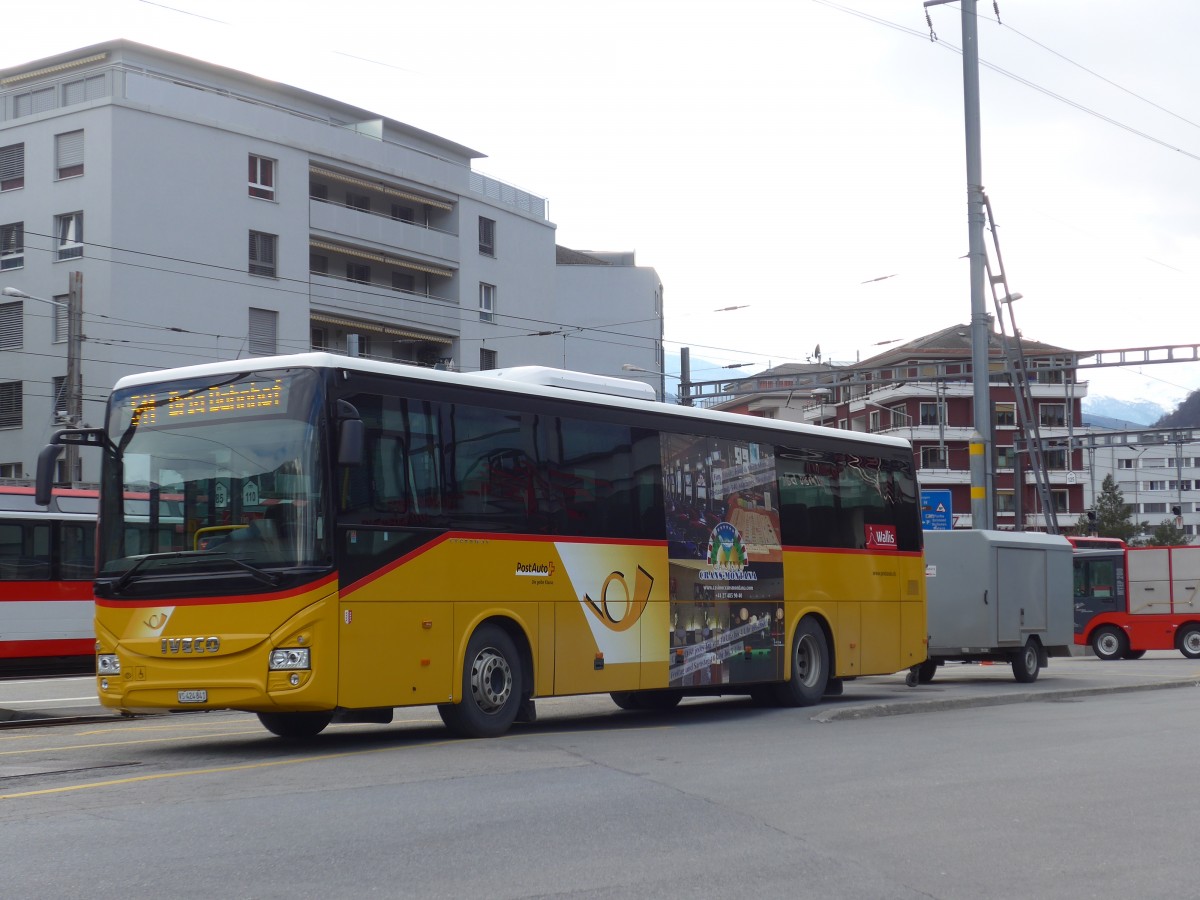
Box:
[109,550,279,594]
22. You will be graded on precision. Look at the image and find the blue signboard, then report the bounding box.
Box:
[920,489,953,531]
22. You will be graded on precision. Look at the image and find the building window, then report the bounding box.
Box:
[311,327,329,351]
[55,131,84,179]
[1118,458,1136,469]
[1039,403,1066,428]
[0,223,22,270]
[995,490,1015,513]
[62,74,106,106]
[391,271,415,292]
[1145,480,1167,492]
[0,144,23,192]
[994,402,1016,427]
[53,295,69,343]
[479,283,495,322]
[248,231,277,277]
[995,445,1015,470]
[391,203,415,223]
[345,263,370,285]
[52,375,67,422]
[310,182,328,201]
[1051,490,1069,513]
[0,302,21,350]
[248,308,277,356]
[478,217,496,256]
[0,381,21,428]
[920,446,947,469]
[309,253,328,275]
[0,462,21,479]
[55,212,84,260]
[480,348,497,371]
[868,410,882,432]
[248,154,275,200]
[1044,449,1068,470]
[919,402,945,426]
[346,192,370,211]
[13,87,54,117]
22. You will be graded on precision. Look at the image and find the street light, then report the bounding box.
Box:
[3,276,84,484]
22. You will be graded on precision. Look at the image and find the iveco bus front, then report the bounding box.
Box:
[37,360,359,735]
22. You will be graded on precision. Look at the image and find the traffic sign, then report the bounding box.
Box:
[921,489,953,530]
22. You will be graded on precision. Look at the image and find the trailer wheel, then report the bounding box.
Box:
[774,616,829,707]
[438,623,522,738]
[257,711,333,739]
[1012,639,1041,683]
[1091,626,1127,661]
[916,659,938,684]
[1177,624,1200,659]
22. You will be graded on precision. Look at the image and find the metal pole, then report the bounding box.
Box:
[65,271,83,485]
[961,0,992,529]
[680,347,692,406]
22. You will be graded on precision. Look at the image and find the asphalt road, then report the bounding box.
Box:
[4,653,1200,899]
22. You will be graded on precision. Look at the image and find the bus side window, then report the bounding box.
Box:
[59,523,96,580]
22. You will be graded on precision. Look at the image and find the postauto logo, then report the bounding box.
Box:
[515,561,556,577]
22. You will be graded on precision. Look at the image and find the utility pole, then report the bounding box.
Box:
[927,0,992,529]
[64,270,83,485]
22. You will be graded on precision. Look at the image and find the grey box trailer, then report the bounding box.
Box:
[918,529,1074,684]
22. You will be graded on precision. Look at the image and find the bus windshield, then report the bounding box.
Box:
[97,367,329,593]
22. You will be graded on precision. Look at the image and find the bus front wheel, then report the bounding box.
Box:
[257,710,333,739]
[439,623,523,738]
[774,616,829,707]
[1177,624,1200,659]
[1091,626,1127,661]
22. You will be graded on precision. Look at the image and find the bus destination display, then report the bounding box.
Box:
[127,378,288,428]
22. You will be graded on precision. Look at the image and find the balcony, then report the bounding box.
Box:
[309,272,457,339]
[309,198,459,263]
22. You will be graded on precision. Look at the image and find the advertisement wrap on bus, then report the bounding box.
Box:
[37,353,927,738]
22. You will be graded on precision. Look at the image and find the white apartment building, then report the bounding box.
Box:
[1077,427,1198,539]
[0,41,663,483]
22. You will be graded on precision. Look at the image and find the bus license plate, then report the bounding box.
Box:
[178,690,207,704]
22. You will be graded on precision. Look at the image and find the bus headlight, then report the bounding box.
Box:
[97,654,121,676]
[269,648,311,670]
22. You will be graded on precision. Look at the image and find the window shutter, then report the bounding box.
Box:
[0,302,22,350]
[0,145,23,182]
[248,308,277,356]
[56,131,85,172]
[0,381,21,428]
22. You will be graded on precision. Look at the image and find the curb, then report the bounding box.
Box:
[812,678,1200,722]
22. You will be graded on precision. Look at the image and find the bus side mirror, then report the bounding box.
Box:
[337,419,364,467]
[35,443,63,506]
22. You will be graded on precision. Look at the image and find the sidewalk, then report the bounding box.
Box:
[818,650,1200,721]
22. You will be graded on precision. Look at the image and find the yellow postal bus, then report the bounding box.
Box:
[37,353,926,738]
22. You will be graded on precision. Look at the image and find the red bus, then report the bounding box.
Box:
[1074,543,1200,659]
[0,485,97,665]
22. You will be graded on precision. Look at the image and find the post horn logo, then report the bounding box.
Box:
[583,566,654,632]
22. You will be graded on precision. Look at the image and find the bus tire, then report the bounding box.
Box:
[257,710,333,739]
[636,689,683,710]
[438,623,522,738]
[1012,638,1041,683]
[774,616,829,707]
[1122,649,1146,660]
[1091,626,1127,662]
[610,691,640,710]
[917,659,939,684]
[1177,624,1200,659]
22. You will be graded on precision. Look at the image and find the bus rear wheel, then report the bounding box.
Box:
[1177,624,1200,659]
[438,623,523,738]
[1091,626,1127,661]
[774,616,829,707]
[257,710,333,739]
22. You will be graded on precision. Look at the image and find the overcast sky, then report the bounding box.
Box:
[6,0,1199,406]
